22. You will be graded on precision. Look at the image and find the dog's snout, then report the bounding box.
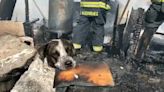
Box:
[55,56,76,70]
[65,60,73,67]
[63,58,76,70]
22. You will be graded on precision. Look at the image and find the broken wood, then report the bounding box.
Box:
[0,21,25,37]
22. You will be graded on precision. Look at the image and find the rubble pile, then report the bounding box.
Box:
[64,51,164,92]
[11,55,55,92]
[0,35,55,92]
[0,35,36,91]
[0,34,163,92]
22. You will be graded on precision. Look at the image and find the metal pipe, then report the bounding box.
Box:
[156,32,164,36]
[48,0,74,37]
[0,0,17,20]
[25,0,29,22]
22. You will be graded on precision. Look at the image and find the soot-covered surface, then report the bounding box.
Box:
[33,29,164,92]
[57,50,164,92]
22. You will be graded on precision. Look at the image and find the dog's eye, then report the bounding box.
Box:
[65,47,71,54]
[65,48,69,53]
[65,46,75,56]
[51,51,60,59]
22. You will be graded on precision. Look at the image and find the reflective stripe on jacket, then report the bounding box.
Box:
[80,1,111,10]
[80,11,99,16]
[80,0,111,16]
[151,0,164,3]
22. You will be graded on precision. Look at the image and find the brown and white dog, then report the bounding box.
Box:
[38,39,76,70]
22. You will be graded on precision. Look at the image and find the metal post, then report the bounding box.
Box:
[24,0,33,37]
[25,0,29,22]
[0,0,17,20]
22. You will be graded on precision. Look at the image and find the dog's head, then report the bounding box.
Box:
[38,39,76,70]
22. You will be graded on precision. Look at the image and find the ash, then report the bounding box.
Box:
[70,50,164,92]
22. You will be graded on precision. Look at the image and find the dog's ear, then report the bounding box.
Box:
[61,39,75,56]
[37,43,48,61]
[43,40,59,68]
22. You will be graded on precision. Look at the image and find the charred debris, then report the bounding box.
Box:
[0,0,163,92]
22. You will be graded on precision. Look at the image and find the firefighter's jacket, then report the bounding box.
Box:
[151,0,164,3]
[80,0,111,16]
[151,0,164,13]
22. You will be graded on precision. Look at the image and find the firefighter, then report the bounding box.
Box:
[135,0,164,58]
[73,0,111,52]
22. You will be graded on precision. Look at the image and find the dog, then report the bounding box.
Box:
[38,39,76,70]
